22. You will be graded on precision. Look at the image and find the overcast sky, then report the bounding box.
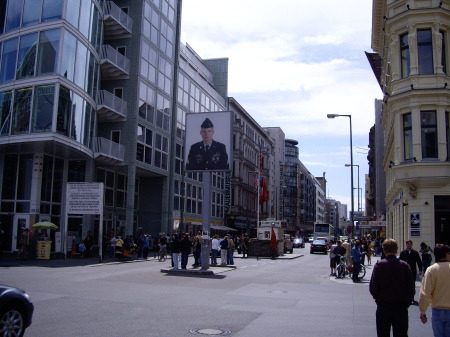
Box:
[181,0,382,214]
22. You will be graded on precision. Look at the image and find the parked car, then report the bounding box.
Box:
[310,240,328,254]
[308,235,315,243]
[293,237,304,248]
[0,285,34,337]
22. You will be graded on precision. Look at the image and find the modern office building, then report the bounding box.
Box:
[0,0,231,255]
[369,0,450,246]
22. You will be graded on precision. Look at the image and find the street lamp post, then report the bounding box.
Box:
[328,114,354,240]
[345,164,360,212]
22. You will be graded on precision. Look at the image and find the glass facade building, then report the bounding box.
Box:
[0,0,228,255]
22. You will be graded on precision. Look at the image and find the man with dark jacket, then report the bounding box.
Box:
[370,239,415,337]
[399,240,423,284]
[180,234,192,269]
[219,236,229,266]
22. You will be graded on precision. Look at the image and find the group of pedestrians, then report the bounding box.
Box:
[107,231,244,269]
[368,238,449,337]
[210,233,237,266]
[108,232,158,260]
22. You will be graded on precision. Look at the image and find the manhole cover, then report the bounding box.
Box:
[190,328,231,336]
[267,290,288,294]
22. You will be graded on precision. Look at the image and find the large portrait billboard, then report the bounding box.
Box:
[184,111,233,172]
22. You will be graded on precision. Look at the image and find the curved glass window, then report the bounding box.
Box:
[37,29,60,76]
[4,0,63,32]
[83,102,91,147]
[0,37,18,83]
[74,40,87,89]
[0,90,12,136]
[60,31,76,82]
[0,28,61,83]
[66,0,80,28]
[22,0,40,27]
[17,33,38,80]
[42,0,63,22]
[4,0,22,32]
[31,84,55,133]
[71,93,83,142]
[89,4,100,48]
[79,0,91,39]
[57,85,70,136]
[0,83,93,147]
[12,87,32,135]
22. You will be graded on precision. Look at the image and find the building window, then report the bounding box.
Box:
[400,33,410,78]
[12,87,32,135]
[0,90,12,136]
[17,33,38,80]
[421,111,438,158]
[403,113,413,160]
[136,124,153,165]
[417,29,433,75]
[0,37,18,83]
[31,84,55,133]
[154,133,168,169]
[139,81,155,123]
[37,29,60,76]
[140,40,157,84]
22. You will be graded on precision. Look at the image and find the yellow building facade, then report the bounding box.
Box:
[370,0,450,248]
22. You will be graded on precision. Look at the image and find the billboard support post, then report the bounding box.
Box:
[201,172,212,270]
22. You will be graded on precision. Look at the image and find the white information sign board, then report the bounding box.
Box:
[66,183,104,214]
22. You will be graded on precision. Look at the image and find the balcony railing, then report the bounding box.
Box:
[100,45,130,79]
[93,137,125,165]
[103,1,133,40]
[97,90,127,122]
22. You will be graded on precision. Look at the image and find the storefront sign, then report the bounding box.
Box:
[66,183,104,214]
[225,174,231,214]
[410,211,420,237]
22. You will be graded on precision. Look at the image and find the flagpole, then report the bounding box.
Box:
[257,143,261,230]
[257,173,260,229]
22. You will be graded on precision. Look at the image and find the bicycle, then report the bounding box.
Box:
[336,255,350,278]
[158,244,167,262]
[336,255,366,280]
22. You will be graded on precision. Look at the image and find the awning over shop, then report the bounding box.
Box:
[210,225,237,231]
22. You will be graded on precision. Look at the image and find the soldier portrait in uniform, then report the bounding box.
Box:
[185,117,229,171]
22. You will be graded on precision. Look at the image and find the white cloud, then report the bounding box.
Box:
[182,0,379,209]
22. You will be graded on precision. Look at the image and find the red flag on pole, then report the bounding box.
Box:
[270,228,277,250]
[259,177,268,204]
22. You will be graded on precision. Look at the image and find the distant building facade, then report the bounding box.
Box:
[227,97,275,235]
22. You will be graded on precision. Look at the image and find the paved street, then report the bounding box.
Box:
[0,246,431,337]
